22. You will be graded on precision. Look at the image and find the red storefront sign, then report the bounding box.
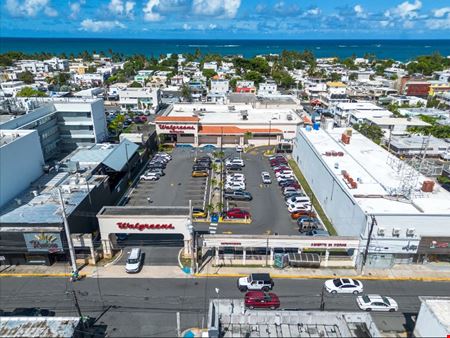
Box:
[160,124,195,132]
[311,242,347,248]
[117,222,175,231]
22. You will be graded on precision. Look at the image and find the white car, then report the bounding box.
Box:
[283,187,302,195]
[227,173,245,179]
[236,145,244,152]
[261,172,271,184]
[288,203,311,213]
[356,295,398,312]
[225,182,246,190]
[226,158,244,167]
[140,172,160,181]
[275,170,293,177]
[226,177,245,184]
[285,196,311,206]
[324,278,363,294]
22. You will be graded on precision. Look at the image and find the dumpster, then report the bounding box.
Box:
[274,253,288,269]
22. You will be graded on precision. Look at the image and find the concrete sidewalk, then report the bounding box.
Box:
[1,261,450,281]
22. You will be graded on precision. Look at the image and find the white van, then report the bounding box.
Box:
[125,248,143,273]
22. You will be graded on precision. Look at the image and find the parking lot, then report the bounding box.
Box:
[127,148,210,209]
[218,149,322,236]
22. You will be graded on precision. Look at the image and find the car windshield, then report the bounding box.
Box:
[362,295,371,303]
[127,258,139,264]
[381,297,391,305]
[342,278,350,284]
[333,279,343,287]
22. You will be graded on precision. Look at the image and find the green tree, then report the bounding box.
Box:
[18,71,34,84]
[181,84,192,102]
[129,81,143,88]
[202,69,217,79]
[353,123,384,144]
[244,71,263,84]
[16,87,47,97]
[329,72,341,82]
[86,65,97,73]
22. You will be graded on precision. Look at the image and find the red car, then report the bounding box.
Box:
[273,167,290,173]
[245,291,280,310]
[291,210,317,220]
[225,208,250,219]
[270,160,288,166]
[283,182,301,189]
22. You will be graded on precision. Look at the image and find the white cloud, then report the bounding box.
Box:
[143,0,163,21]
[5,0,58,17]
[304,7,320,16]
[192,0,241,19]
[386,0,422,19]
[433,7,450,18]
[69,1,83,19]
[209,23,217,29]
[426,16,450,29]
[108,0,135,17]
[403,20,414,28]
[183,23,191,30]
[354,4,366,18]
[79,19,126,32]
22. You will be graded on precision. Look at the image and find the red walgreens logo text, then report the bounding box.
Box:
[117,222,175,231]
[160,124,195,131]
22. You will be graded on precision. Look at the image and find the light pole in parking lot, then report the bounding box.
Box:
[268,120,272,147]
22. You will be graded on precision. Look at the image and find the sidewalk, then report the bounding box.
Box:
[195,261,450,281]
[1,261,450,281]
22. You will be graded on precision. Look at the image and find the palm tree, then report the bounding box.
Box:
[215,202,224,212]
[244,131,253,144]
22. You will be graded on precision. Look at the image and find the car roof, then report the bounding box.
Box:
[251,273,272,281]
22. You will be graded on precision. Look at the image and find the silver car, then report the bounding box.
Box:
[261,171,271,184]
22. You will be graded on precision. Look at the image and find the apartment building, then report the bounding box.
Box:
[118,87,161,114]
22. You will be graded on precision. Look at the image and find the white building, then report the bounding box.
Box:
[17,60,49,74]
[0,98,108,159]
[73,73,106,86]
[0,130,45,208]
[210,79,229,94]
[292,126,450,268]
[414,297,450,338]
[0,81,33,97]
[118,87,161,114]
[332,102,392,126]
[203,62,218,72]
[258,81,278,96]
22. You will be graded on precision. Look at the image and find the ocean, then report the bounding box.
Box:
[1,38,450,61]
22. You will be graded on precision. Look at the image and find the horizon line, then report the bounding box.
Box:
[1,37,450,41]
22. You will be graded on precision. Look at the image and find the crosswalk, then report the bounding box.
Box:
[209,222,218,234]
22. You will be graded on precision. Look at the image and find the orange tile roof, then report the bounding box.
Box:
[199,126,282,135]
[155,116,200,123]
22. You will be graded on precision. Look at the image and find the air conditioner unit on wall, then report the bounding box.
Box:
[392,228,401,237]
[377,228,385,236]
[406,228,415,237]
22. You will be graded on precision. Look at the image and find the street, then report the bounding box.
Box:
[0,277,449,337]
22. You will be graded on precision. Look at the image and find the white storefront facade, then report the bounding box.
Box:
[97,206,193,258]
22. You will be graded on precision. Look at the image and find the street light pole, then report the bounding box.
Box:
[57,187,77,276]
[124,142,131,180]
[268,120,272,147]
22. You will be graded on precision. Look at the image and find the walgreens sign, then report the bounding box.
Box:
[117,222,175,231]
[159,124,195,133]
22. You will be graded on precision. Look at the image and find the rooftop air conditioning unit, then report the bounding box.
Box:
[377,228,385,237]
[406,228,415,237]
[392,228,401,237]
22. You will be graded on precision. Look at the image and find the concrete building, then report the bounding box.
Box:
[388,134,450,158]
[292,126,450,268]
[235,80,256,93]
[331,102,392,126]
[207,299,382,338]
[119,87,161,114]
[154,102,302,148]
[258,81,278,96]
[0,130,45,208]
[0,98,108,159]
[0,317,82,338]
[414,297,450,338]
[210,79,229,94]
[0,81,33,97]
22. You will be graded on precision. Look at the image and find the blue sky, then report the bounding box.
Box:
[1,0,450,39]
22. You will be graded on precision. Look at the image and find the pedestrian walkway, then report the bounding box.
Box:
[1,261,450,281]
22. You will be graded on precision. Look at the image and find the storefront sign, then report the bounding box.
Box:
[430,241,449,249]
[116,222,175,231]
[24,233,63,253]
[418,237,450,255]
[160,124,195,133]
[310,242,348,248]
[220,242,242,246]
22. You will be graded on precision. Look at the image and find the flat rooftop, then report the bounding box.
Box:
[299,127,450,214]
[0,317,81,338]
[418,297,450,332]
[98,206,190,216]
[167,103,302,125]
[335,102,385,111]
[210,299,381,338]
[390,134,450,150]
[0,130,35,147]
[365,117,430,127]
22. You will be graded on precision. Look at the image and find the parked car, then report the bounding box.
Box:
[269,155,285,161]
[192,208,207,218]
[227,173,245,180]
[325,278,363,294]
[148,168,165,176]
[148,162,166,169]
[157,152,172,160]
[279,179,297,187]
[297,217,320,232]
[261,171,272,184]
[305,229,329,237]
[285,196,310,206]
[224,181,246,190]
[193,165,209,172]
[291,210,317,220]
[238,273,274,292]
[288,203,312,213]
[192,170,208,177]
[225,208,250,219]
[275,170,293,177]
[283,187,302,196]
[140,172,160,181]
[224,190,253,201]
[226,176,245,183]
[356,295,398,312]
[195,161,211,169]
[226,164,243,171]
[273,165,290,172]
[277,174,295,182]
[284,182,301,189]
[226,158,244,167]
[244,291,280,310]
[125,248,144,273]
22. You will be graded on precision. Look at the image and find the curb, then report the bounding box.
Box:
[0,273,88,278]
[193,273,450,282]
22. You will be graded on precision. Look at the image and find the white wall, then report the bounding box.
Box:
[292,128,368,236]
[0,130,45,208]
[414,300,449,338]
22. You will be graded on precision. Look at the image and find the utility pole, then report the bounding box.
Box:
[361,215,377,273]
[176,312,181,337]
[320,286,325,311]
[268,120,272,147]
[125,142,131,180]
[57,187,77,276]
[265,237,269,266]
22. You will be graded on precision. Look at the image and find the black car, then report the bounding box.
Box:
[197,156,212,163]
[226,164,243,171]
[279,179,296,187]
[195,161,211,169]
[224,190,253,201]
[193,165,209,171]
[148,163,165,170]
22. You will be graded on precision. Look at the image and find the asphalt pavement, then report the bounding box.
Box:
[1,277,448,337]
